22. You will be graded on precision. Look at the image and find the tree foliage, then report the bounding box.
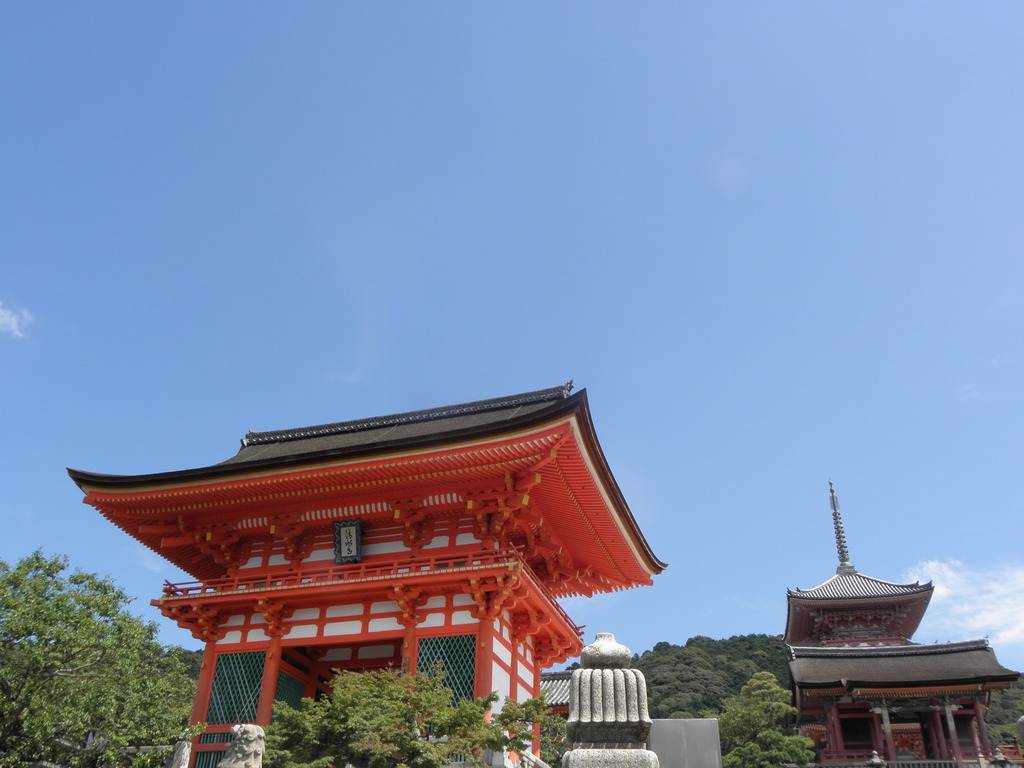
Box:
[716,671,813,768]
[984,678,1024,745]
[633,635,790,719]
[0,551,196,767]
[266,666,556,768]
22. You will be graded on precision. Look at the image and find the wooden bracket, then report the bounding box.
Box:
[256,598,295,638]
[160,602,225,642]
[393,500,428,552]
[271,517,313,563]
[392,585,426,628]
[468,573,522,620]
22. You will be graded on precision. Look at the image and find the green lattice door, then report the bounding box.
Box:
[206,651,266,724]
[275,671,306,711]
[417,634,475,702]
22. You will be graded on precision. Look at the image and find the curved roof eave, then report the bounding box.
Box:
[787,571,934,602]
[68,386,667,577]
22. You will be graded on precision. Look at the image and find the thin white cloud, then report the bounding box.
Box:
[124,546,167,574]
[0,301,32,338]
[902,560,1024,651]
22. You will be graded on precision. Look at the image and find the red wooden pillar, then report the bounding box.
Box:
[474,619,495,701]
[191,640,219,724]
[304,648,324,699]
[945,701,964,764]
[877,702,897,762]
[256,635,282,724]
[974,699,992,755]
[929,709,950,759]
[531,656,542,755]
[870,712,886,758]
[402,623,417,673]
[826,703,843,758]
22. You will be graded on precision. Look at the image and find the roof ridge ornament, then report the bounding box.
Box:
[830,481,856,575]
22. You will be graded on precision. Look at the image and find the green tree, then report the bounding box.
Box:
[266,666,557,768]
[716,671,813,768]
[0,551,197,767]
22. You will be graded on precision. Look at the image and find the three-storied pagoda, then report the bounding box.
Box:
[785,484,1017,764]
[69,384,666,768]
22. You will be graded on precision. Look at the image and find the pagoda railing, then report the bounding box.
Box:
[157,549,581,634]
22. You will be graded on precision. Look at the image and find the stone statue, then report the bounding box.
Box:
[164,735,192,768]
[562,633,659,768]
[216,724,265,768]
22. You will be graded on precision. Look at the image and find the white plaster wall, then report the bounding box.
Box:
[419,613,445,628]
[491,662,512,702]
[358,644,396,660]
[363,540,408,555]
[303,548,334,562]
[368,617,401,632]
[326,604,363,618]
[493,638,513,667]
[324,620,362,636]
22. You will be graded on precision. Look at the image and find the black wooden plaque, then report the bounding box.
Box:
[333,519,362,564]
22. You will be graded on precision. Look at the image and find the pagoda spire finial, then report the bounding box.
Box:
[830,481,856,574]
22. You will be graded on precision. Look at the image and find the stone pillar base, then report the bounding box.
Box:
[563,748,660,768]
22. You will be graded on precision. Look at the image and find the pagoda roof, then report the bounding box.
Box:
[789,639,1019,690]
[783,567,933,646]
[788,570,933,602]
[69,384,667,593]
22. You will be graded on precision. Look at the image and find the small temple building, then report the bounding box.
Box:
[68,383,665,768]
[785,484,1018,765]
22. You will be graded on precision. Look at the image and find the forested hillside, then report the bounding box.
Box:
[985,679,1024,743]
[632,635,790,719]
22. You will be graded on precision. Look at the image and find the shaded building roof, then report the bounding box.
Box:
[540,670,573,708]
[790,639,1019,690]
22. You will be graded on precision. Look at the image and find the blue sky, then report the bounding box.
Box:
[3,3,1024,673]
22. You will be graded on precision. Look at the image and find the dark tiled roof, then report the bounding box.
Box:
[540,670,573,707]
[788,570,932,601]
[789,639,1019,688]
[243,383,574,446]
[219,382,574,466]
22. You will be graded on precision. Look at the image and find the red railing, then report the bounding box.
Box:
[157,549,582,635]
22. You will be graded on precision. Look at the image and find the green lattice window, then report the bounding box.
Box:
[198,733,232,744]
[194,751,224,768]
[418,634,475,702]
[275,671,306,711]
[206,651,266,724]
